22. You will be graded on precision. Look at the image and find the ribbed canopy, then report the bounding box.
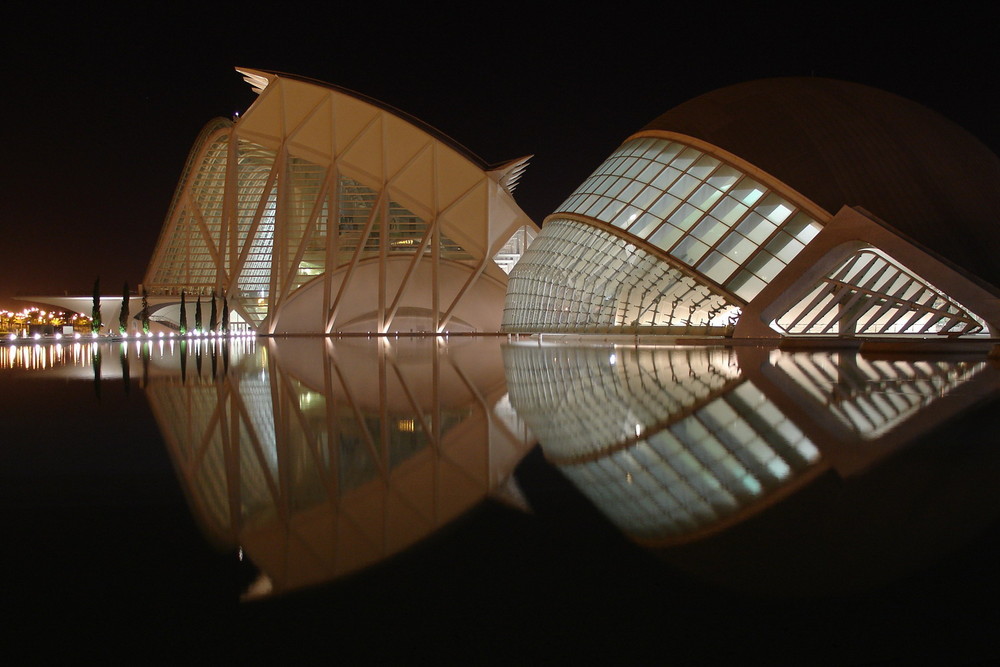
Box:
[644,78,1000,286]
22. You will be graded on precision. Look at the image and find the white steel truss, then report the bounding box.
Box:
[144,69,536,334]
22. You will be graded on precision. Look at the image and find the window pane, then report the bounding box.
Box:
[784,212,822,244]
[706,165,741,191]
[672,236,710,265]
[629,213,661,238]
[730,178,765,206]
[688,183,724,211]
[649,223,683,250]
[698,251,739,284]
[668,203,704,231]
[755,193,794,224]
[736,213,777,244]
[711,196,749,225]
[688,154,721,179]
[649,192,682,218]
[691,216,727,246]
[668,173,701,199]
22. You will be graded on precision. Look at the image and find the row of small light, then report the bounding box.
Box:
[5,330,256,343]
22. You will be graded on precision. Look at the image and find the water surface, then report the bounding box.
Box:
[2,337,999,662]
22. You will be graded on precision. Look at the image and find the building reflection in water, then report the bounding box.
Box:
[143,336,533,599]
[503,341,1000,592]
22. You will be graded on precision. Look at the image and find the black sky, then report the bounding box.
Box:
[2,3,997,309]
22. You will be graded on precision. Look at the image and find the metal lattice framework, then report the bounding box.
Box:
[772,248,987,336]
[145,69,536,334]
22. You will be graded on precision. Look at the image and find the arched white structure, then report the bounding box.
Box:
[503,79,1000,339]
[145,69,536,334]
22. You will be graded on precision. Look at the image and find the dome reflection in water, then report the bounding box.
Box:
[143,336,533,599]
[502,341,1000,595]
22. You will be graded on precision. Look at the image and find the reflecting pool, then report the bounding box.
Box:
[2,337,999,662]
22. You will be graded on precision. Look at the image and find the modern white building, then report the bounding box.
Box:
[502,78,1000,339]
[143,69,537,335]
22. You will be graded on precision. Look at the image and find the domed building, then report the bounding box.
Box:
[502,78,1000,339]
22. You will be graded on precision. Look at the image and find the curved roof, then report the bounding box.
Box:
[242,68,495,171]
[643,78,1000,286]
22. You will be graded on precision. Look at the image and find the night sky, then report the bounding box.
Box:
[2,3,997,309]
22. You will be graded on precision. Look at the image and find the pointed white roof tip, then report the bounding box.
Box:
[489,475,533,514]
[491,155,532,194]
[235,67,275,95]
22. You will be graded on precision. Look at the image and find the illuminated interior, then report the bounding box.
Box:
[145,69,537,334]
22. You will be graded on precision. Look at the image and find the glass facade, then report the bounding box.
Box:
[554,136,823,302]
[503,219,740,332]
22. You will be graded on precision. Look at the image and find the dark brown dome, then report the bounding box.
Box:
[644,78,1000,287]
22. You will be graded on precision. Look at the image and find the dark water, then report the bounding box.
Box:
[1,338,999,663]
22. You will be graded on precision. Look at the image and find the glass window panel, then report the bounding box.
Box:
[653,142,683,164]
[592,175,615,195]
[640,140,667,159]
[612,159,633,176]
[698,251,739,284]
[784,212,822,244]
[670,147,702,171]
[586,196,612,217]
[730,178,766,206]
[688,183,724,211]
[671,236,710,265]
[706,165,742,192]
[618,180,645,203]
[604,178,628,199]
[638,161,665,184]
[649,223,683,250]
[628,213,662,238]
[667,173,701,200]
[667,203,704,231]
[652,166,682,191]
[711,196,749,225]
[746,252,786,281]
[717,232,756,262]
[765,232,805,263]
[630,185,662,211]
[755,193,794,224]
[625,159,649,179]
[736,213,777,244]
[576,194,598,213]
[728,271,768,301]
[691,216,727,246]
[612,205,643,229]
[602,199,627,223]
[688,154,721,180]
[649,192,682,218]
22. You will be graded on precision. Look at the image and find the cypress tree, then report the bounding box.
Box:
[91,277,101,334]
[179,290,188,335]
[222,293,230,333]
[119,281,129,335]
[141,288,150,334]
[195,295,203,333]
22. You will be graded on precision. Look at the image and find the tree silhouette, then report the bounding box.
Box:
[179,290,188,334]
[195,295,203,333]
[141,288,150,334]
[119,281,129,335]
[91,277,102,334]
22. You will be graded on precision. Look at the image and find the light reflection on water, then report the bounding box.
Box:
[3,336,1000,658]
